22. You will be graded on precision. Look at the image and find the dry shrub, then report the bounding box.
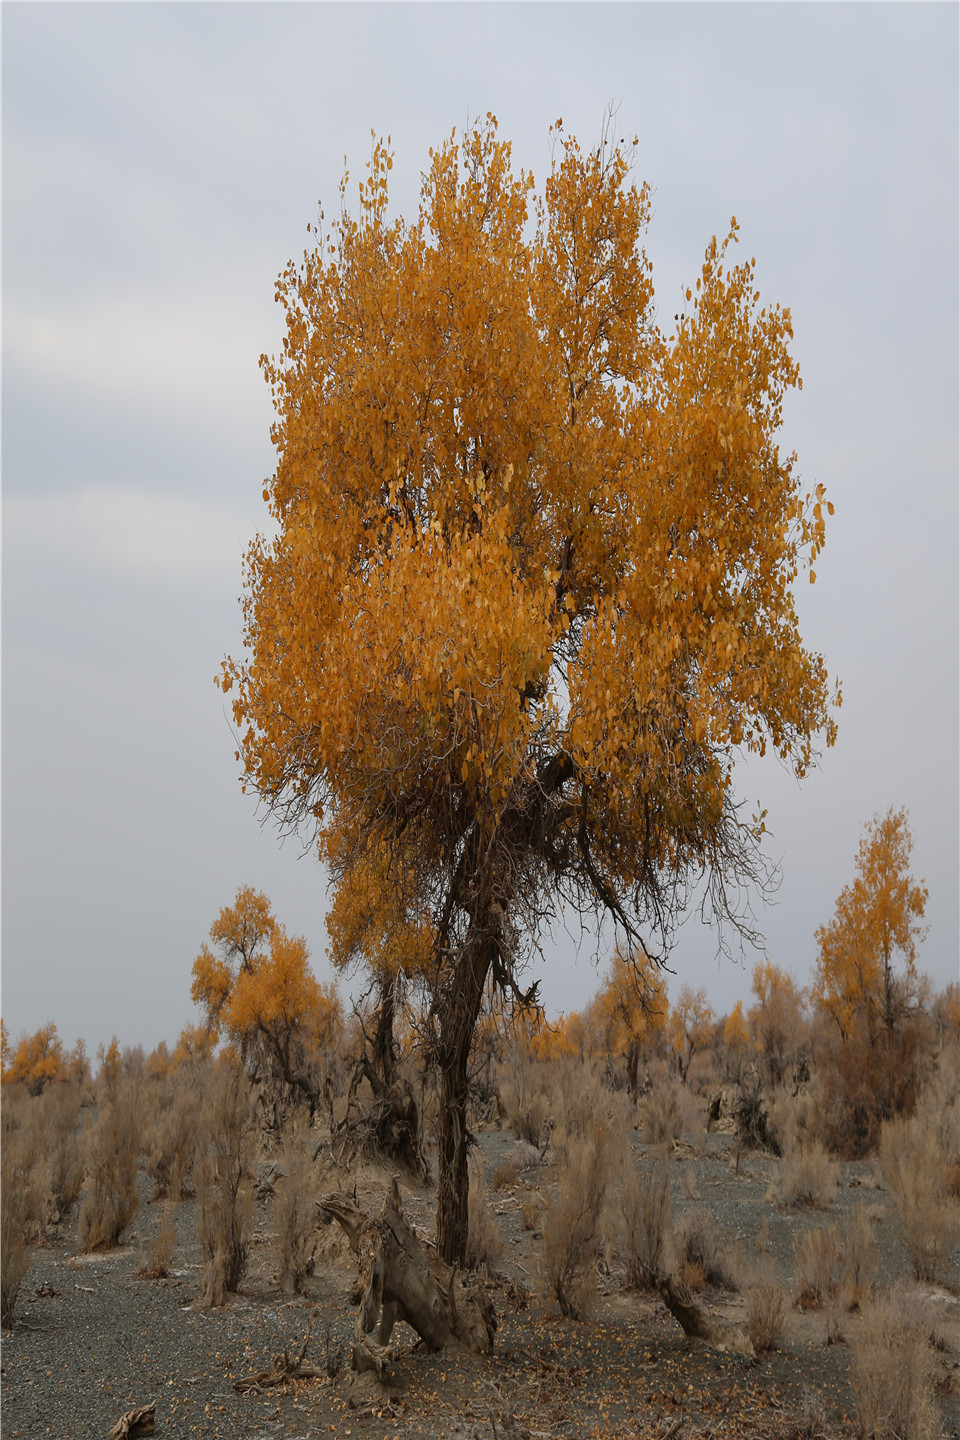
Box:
[788,1386,832,1440]
[819,1020,930,1159]
[795,1224,844,1310]
[145,1073,201,1200]
[620,1145,672,1290]
[794,1208,876,1342]
[640,1073,698,1145]
[769,1135,837,1210]
[492,1160,520,1191]
[734,1070,781,1154]
[878,1111,960,1282]
[841,1204,878,1311]
[77,1079,142,1252]
[195,1061,255,1307]
[744,1264,787,1352]
[1,1120,40,1328]
[500,1052,551,1149]
[540,1131,611,1318]
[138,1183,178,1280]
[466,1164,503,1275]
[36,1084,84,1226]
[539,1077,626,1319]
[274,1121,317,1294]
[520,1197,540,1232]
[673,1205,739,1290]
[851,1293,940,1440]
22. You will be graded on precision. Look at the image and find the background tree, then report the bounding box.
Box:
[221,116,838,1265]
[813,807,928,1043]
[593,945,669,1093]
[191,887,342,1116]
[2,1023,66,1095]
[668,985,715,1084]
[747,959,807,1086]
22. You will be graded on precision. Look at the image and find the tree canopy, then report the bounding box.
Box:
[813,806,928,1041]
[220,116,839,1261]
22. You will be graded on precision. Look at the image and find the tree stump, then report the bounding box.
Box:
[318,1177,495,1373]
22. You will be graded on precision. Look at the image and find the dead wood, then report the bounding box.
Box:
[318,1176,496,1370]
[232,1335,323,1392]
[322,1056,429,1180]
[656,1272,754,1357]
[108,1401,156,1438]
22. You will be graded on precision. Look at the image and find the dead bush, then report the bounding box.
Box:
[274,1122,318,1294]
[36,1084,84,1227]
[145,1074,200,1200]
[500,1051,551,1149]
[1,1125,40,1328]
[466,1164,503,1275]
[640,1074,698,1146]
[77,1080,142,1251]
[851,1293,940,1440]
[744,1264,787,1352]
[734,1069,781,1154]
[788,1385,832,1440]
[195,1061,255,1307]
[878,1111,960,1282]
[539,1125,616,1319]
[137,1181,178,1280]
[841,1204,878,1311]
[795,1224,844,1310]
[768,1135,837,1210]
[620,1145,672,1290]
[673,1205,739,1290]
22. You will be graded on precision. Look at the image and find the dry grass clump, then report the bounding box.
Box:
[851,1292,941,1440]
[195,1061,255,1307]
[794,1207,877,1344]
[466,1164,503,1275]
[539,1074,626,1319]
[274,1120,318,1294]
[767,1134,837,1210]
[877,1111,960,1282]
[744,1263,787,1353]
[673,1205,739,1291]
[77,1079,142,1252]
[639,1073,699,1146]
[620,1145,672,1290]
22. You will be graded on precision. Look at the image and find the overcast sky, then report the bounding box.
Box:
[3,2,957,1057]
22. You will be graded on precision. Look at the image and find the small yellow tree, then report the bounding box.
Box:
[191,888,341,1114]
[813,808,928,1043]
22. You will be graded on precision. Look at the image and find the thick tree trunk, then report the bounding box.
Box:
[435,930,495,1267]
[318,1178,495,1370]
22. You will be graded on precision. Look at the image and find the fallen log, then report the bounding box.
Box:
[318,1176,495,1372]
[656,1273,754,1358]
[108,1401,156,1438]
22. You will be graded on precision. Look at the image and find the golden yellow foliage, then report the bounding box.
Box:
[813,807,928,1041]
[668,985,715,1082]
[190,887,342,1108]
[220,116,839,1263]
[2,1022,66,1094]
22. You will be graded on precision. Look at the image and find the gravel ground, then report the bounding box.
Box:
[3,1127,958,1439]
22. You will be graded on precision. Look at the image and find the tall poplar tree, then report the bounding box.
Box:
[221,117,839,1264]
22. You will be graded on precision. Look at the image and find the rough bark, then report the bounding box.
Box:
[435,930,497,1267]
[318,1177,496,1371]
[656,1273,754,1358]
